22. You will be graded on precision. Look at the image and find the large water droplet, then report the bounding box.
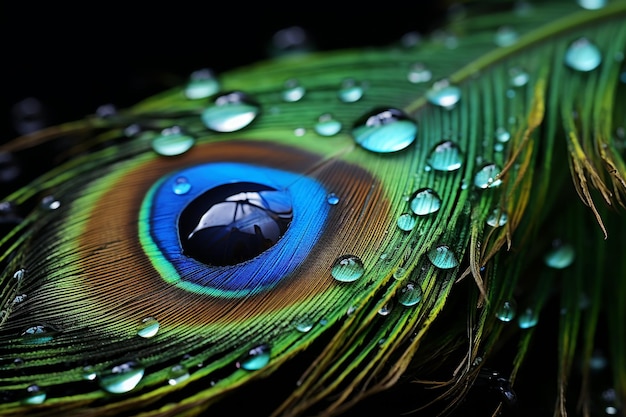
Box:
[397,213,417,231]
[426,80,461,108]
[20,325,56,344]
[398,282,423,306]
[185,69,220,99]
[152,126,196,156]
[407,63,432,84]
[282,79,306,102]
[495,299,517,322]
[427,245,459,269]
[236,344,271,371]
[565,38,602,72]
[352,108,417,153]
[517,307,538,329]
[427,140,463,171]
[137,317,160,338]
[474,164,503,189]
[338,79,364,102]
[201,91,260,132]
[98,360,145,394]
[410,188,441,216]
[509,67,530,87]
[178,182,293,266]
[494,26,518,47]
[577,0,606,10]
[544,241,575,269]
[167,364,190,385]
[331,255,365,282]
[314,114,342,137]
[486,208,508,227]
[22,384,46,405]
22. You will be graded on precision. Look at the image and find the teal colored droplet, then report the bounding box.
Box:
[517,307,539,329]
[427,245,459,269]
[495,299,518,322]
[494,26,518,47]
[331,255,365,282]
[397,213,416,231]
[427,140,463,171]
[577,0,606,10]
[410,188,441,216]
[544,241,575,269]
[426,80,461,108]
[326,193,340,205]
[172,177,191,195]
[20,325,55,344]
[509,67,530,87]
[398,282,423,307]
[314,114,342,137]
[22,384,46,405]
[407,63,432,83]
[167,364,190,386]
[378,300,394,316]
[486,208,508,227]
[393,267,407,280]
[82,365,97,381]
[352,108,417,153]
[495,127,511,143]
[137,317,160,339]
[565,38,602,72]
[184,69,220,99]
[98,360,145,394]
[152,127,196,156]
[474,163,503,189]
[338,79,364,102]
[201,91,260,132]
[282,79,306,102]
[237,344,271,371]
[295,320,314,333]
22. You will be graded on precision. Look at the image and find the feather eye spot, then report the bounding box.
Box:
[352,108,418,153]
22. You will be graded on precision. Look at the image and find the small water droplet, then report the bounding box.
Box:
[544,241,575,269]
[152,126,196,156]
[22,384,46,405]
[338,79,364,103]
[494,26,518,47]
[486,208,508,227]
[13,268,25,281]
[577,0,606,10]
[167,364,190,385]
[426,80,461,108]
[331,255,365,283]
[98,360,145,394]
[393,267,407,280]
[13,358,24,367]
[326,193,340,205]
[495,127,511,143]
[314,114,342,137]
[517,307,538,329]
[236,344,271,371]
[410,188,442,216]
[509,67,529,87]
[20,325,55,344]
[565,38,602,72]
[172,177,191,195]
[83,365,97,380]
[352,108,417,153]
[201,91,260,132]
[397,213,417,231]
[427,140,463,171]
[41,195,61,210]
[474,163,503,189]
[282,79,306,102]
[185,69,220,99]
[295,320,314,333]
[293,127,306,137]
[96,104,117,118]
[495,299,517,322]
[137,317,160,339]
[589,350,608,371]
[427,245,459,269]
[407,63,432,83]
[398,282,423,307]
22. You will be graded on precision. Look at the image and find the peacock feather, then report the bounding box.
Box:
[1,1,625,416]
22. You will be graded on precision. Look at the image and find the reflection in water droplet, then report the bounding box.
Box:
[495,299,517,322]
[544,241,575,269]
[41,195,61,210]
[282,79,306,102]
[486,208,508,227]
[167,364,190,385]
[509,67,530,87]
[407,63,432,84]
[427,245,459,269]
[495,127,511,143]
[172,177,191,195]
[326,193,340,205]
[565,38,602,72]
[185,69,220,99]
[338,79,364,103]
[152,127,196,156]
[201,91,260,132]
[517,307,538,329]
[314,114,342,137]
[494,26,518,47]
[474,164,503,189]
[427,140,463,171]
[179,182,293,266]
[236,344,271,371]
[397,213,417,231]
[98,360,145,394]
[137,317,160,338]
[398,282,423,307]
[577,0,606,10]
[426,80,461,108]
[378,300,394,315]
[20,325,55,344]
[410,188,441,216]
[352,108,417,153]
[331,255,365,282]
[22,384,46,405]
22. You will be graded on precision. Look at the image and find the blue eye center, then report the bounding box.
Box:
[178,182,293,266]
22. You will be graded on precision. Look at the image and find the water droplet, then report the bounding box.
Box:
[151,126,196,156]
[407,63,432,83]
[96,104,117,118]
[282,79,306,102]
[544,241,575,269]
[167,364,190,385]
[410,188,442,216]
[172,177,191,195]
[352,109,417,153]
[20,325,55,344]
[517,307,538,329]
[397,213,417,231]
[426,80,461,108]
[565,38,602,72]
[338,79,364,103]
[326,193,340,205]
[179,182,293,266]
[331,255,365,283]
[13,268,25,281]
[22,384,46,405]
[495,299,517,322]
[41,195,61,210]
[495,127,511,143]
[398,282,423,307]
[494,26,518,47]
[236,344,271,371]
[577,0,606,10]
[474,163,503,189]
[427,140,463,171]
[271,26,313,57]
[378,300,394,316]
[293,127,306,137]
[427,245,459,269]
[486,208,508,227]
[185,69,220,99]
[13,358,24,367]
[589,350,608,371]
[509,67,529,87]
[137,317,160,338]
[295,320,314,333]
[314,114,342,137]
[393,267,408,280]
[201,91,260,132]
[98,360,145,394]
[82,365,97,380]
[13,293,27,304]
